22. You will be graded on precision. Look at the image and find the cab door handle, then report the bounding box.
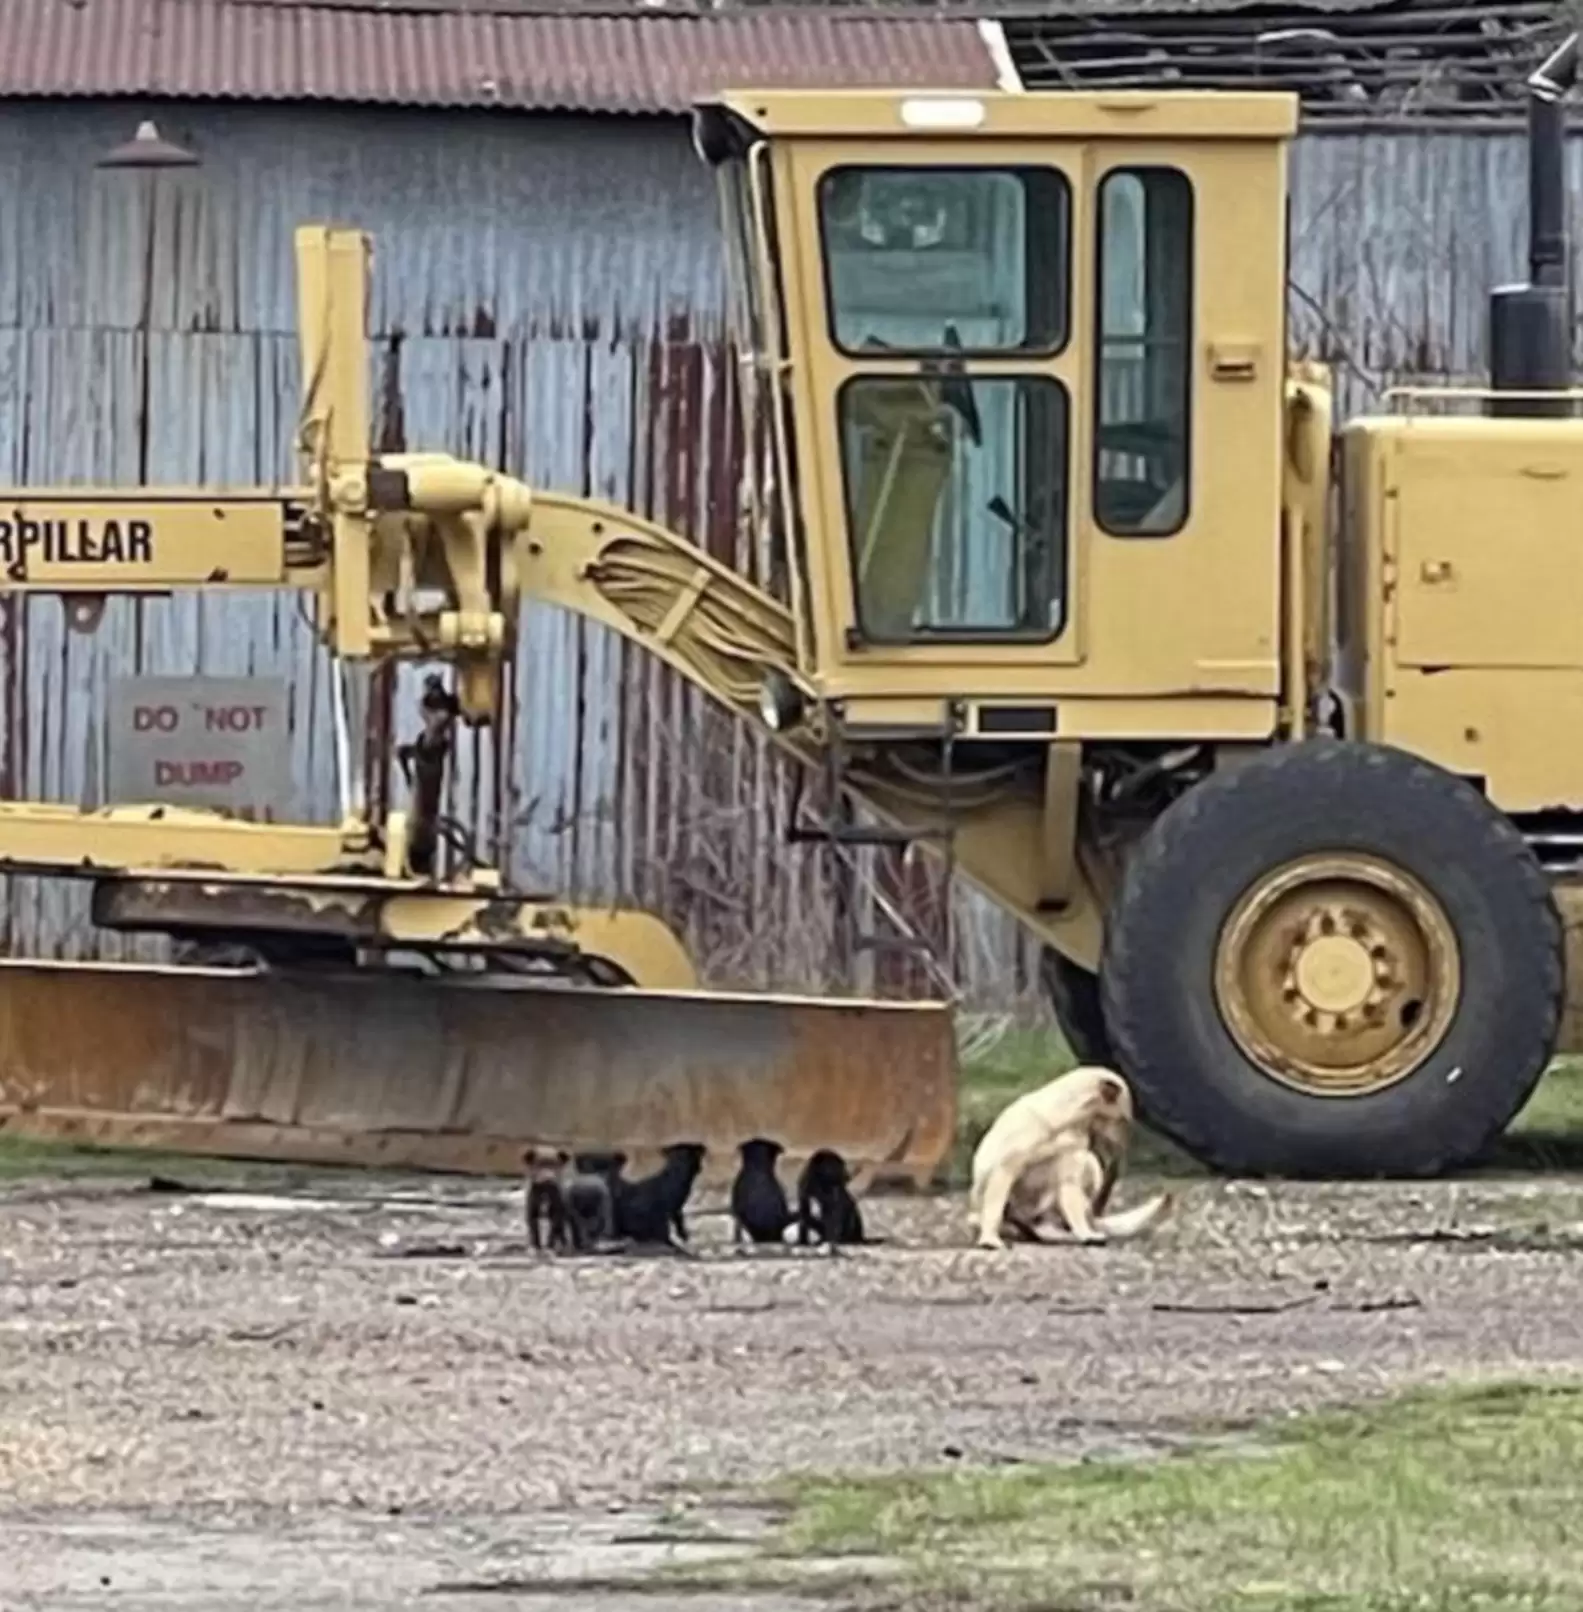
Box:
[1208,342,1260,382]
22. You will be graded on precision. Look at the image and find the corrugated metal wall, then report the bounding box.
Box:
[0,102,1565,1003]
[0,98,943,993]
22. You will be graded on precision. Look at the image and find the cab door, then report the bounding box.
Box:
[782,139,1086,677]
[1081,138,1287,702]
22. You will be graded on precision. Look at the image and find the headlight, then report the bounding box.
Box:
[758,670,805,735]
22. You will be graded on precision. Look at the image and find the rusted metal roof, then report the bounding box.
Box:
[0,0,998,115]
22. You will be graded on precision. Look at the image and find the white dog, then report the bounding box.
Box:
[968,1065,1173,1250]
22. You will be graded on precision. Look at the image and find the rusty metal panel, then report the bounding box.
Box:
[0,104,732,346]
[0,960,957,1187]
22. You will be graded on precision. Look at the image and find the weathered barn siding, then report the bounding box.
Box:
[1287,130,1565,414]
[0,100,1567,1002]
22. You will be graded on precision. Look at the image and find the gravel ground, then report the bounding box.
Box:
[5,1164,1583,1608]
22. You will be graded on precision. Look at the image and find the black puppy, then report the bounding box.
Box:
[731,1137,792,1246]
[523,1146,570,1251]
[796,1148,866,1247]
[564,1150,625,1252]
[612,1142,706,1247]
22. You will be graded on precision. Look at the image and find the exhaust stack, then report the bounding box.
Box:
[1490,31,1579,418]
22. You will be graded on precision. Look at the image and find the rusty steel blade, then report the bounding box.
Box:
[0,960,957,1187]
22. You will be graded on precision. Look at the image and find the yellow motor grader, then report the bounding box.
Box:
[5,34,1583,1180]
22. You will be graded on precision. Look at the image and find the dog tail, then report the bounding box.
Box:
[1096,1192,1174,1240]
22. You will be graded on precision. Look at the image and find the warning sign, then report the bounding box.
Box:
[109,676,290,815]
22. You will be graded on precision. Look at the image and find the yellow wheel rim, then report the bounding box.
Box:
[1213,852,1461,1098]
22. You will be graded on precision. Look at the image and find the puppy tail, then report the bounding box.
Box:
[1095,1192,1174,1241]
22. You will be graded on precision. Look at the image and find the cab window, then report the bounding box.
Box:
[1094,167,1194,536]
[838,374,1068,642]
[818,166,1071,355]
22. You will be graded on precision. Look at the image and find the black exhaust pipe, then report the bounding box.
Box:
[1490,31,1578,418]
[1529,35,1574,289]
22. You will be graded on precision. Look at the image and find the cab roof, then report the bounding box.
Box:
[696,87,1300,143]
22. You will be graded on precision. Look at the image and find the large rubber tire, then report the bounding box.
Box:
[1100,739,1564,1178]
[1039,948,1115,1067]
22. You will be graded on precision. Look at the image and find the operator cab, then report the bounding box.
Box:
[695,89,1297,744]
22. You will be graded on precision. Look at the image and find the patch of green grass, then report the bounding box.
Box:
[956,1023,1073,1135]
[0,1134,195,1181]
[767,1380,1583,1610]
[950,1022,1070,1187]
[0,1131,333,1187]
[1494,1057,1583,1171]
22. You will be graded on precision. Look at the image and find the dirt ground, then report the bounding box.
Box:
[5,1162,1583,1610]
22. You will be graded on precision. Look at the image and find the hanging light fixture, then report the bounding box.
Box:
[96,120,200,170]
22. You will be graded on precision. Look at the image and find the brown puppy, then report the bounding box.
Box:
[522,1146,571,1252]
[968,1065,1172,1250]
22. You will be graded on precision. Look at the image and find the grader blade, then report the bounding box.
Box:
[0,960,957,1188]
